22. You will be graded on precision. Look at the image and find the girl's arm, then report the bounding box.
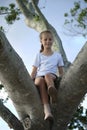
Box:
[58,66,64,77]
[31,66,37,80]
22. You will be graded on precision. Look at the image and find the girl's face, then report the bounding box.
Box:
[40,33,53,50]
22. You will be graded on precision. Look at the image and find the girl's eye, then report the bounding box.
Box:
[44,39,47,41]
[44,38,52,41]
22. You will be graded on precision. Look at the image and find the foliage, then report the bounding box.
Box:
[64,0,87,37]
[68,105,87,130]
[0,3,21,24]
[0,3,40,31]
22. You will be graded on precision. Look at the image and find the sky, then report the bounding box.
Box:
[0,0,87,130]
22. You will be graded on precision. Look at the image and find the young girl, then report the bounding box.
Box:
[31,30,64,120]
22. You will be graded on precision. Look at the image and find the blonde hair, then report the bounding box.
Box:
[39,30,53,52]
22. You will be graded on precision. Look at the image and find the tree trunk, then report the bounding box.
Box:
[0,30,87,130]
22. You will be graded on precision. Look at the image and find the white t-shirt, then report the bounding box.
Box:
[33,52,64,77]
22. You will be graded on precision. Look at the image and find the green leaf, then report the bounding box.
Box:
[9,3,15,9]
[64,13,68,17]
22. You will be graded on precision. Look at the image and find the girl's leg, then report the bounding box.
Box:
[35,77,53,120]
[45,73,57,103]
[35,77,48,104]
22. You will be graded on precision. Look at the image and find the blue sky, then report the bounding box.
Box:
[0,0,87,129]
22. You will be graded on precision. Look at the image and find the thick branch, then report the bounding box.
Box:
[0,30,43,121]
[0,100,24,130]
[55,42,87,130]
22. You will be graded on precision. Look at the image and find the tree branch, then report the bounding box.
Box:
[0,100,24,130]
[0,30,43,122]
[16,0,33,18]
[56,42,87,129]
[31,0,48,24]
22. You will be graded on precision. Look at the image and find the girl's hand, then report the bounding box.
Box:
[30,66,37,80]
[58,66,64,77]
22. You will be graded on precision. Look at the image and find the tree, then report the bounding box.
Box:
[0,0,87,130]
[64,0,87,37]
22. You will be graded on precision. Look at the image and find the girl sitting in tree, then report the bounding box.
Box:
[31,30,64,120]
